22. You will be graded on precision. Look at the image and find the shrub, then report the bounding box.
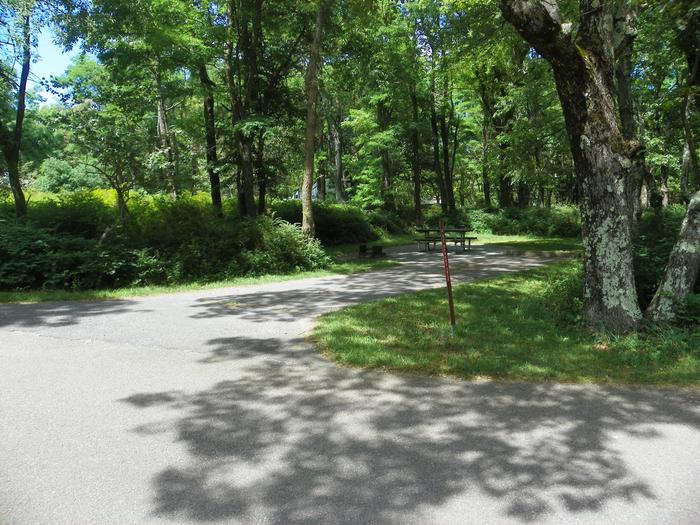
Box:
[26,192,114,238]
[0,196,334,291]
[270,200,379,244]
[633,205,688,308]
[420,205,581,237]
[240,217,330,275]
[540,261,584,324]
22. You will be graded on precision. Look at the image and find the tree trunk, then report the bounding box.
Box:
[680,54,700,202]
[480,96,492,209]
[647,191,700,320]
[439,113,455,214]
[0,14,30,217]
[301,0,327,237]
[330,116,345,203]
[410,88,422,221]
[225,0,257,217]
[198,65,222,215]
[500,0,642,333]
[613,0,646,223]
[430,105,448,213]
[155,71,178,200]
[497,176,513,208]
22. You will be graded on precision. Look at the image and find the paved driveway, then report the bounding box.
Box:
[1,246,698,525]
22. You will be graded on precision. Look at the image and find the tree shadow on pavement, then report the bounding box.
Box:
[121,336,700,524]
[0,299,146,329]
[188,253,556,324]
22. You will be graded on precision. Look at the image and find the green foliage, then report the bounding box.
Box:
[540,262,584,325]
[0,195,332,291]
[421,205,581,237]
[632,205,692,308]
[270,200,380,245]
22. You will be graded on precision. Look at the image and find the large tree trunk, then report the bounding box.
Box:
[301,0,327,237]
[647,191,700,320]
[198,65,222,215]
[0,14,30,217]
[500,0,642,333]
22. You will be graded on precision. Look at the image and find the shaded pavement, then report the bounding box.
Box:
[1,246,698,524]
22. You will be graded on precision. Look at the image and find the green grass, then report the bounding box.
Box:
[312,261,699,386]
[482,235,582,252]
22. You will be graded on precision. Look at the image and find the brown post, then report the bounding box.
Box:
[439,220,457,333]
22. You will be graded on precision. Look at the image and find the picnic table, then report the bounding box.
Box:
[414,228,477,252]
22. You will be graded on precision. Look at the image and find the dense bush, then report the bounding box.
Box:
[536,205,699,329]
[0,195,330,291]
[421,205,581,237]
[270,200,380,244]
[633,205,688,307]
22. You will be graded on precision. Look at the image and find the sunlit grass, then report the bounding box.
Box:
[312,261,699,386]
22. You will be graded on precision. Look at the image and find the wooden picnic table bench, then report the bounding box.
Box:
[358,243,386,258]
[414,228,477,252]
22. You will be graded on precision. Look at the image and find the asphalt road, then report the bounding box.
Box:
[1,246,698,525]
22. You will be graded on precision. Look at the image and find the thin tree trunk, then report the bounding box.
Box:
[480,99,492,209]
[301,0,327,237]
[439,113,455,213]
[613,0,646,223]
[224,0,243,216]
[647,191,700,320]
[330,116,345,203]
[681,54,700,202]
[500,0,643,332]
[198,65,222,214]
[155,71,178,200]
[430,105,448,213]
[410,89,422,221]
[0,14,30,217]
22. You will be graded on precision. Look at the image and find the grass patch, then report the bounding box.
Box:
[478,235,582,252]
[312,261,699,386]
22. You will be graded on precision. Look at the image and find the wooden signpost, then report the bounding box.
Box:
[439,220,457,334]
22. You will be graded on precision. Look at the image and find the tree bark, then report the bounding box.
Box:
[647,191,700,320]
[198,65,222,215]
[500,0,643,332]
[0,14,30,217]
[302,0,327,237]
[613,0,647,222]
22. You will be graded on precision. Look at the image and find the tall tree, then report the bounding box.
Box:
[0,0,34,217]
[499,0,643,332]
[302,0,328,237]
